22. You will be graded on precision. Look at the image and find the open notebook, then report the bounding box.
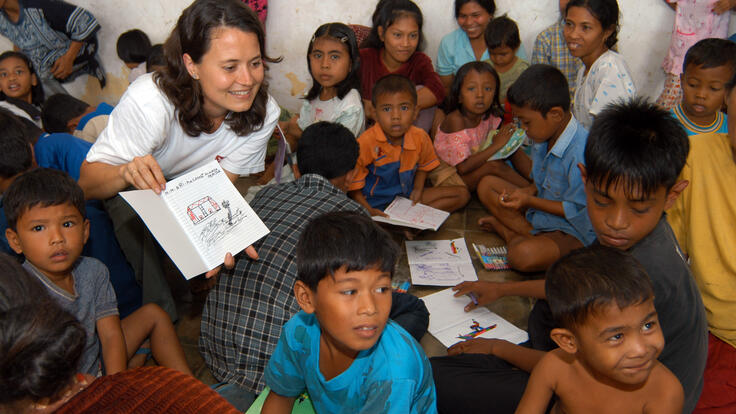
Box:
[372,197,449,231]
[120,160,269,279]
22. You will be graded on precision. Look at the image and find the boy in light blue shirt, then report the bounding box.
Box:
[477,64,594,273]
[262,212,437,414]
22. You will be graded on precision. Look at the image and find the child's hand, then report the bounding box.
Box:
[713,0,735,14]
[452,281,506,311]
[493,123,515,145]
[369,207,389,218]
[447,338,500,356]
[499,189,528,210]
[410,188,423,205]
[51,52,75,79]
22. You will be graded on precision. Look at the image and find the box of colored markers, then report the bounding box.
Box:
[471,243,510,271]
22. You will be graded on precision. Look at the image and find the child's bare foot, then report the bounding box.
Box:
[478,216,516,243]
[478,216,497,232]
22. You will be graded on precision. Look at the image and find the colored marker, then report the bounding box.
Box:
[450,240,457,254]
[467,292,479,305]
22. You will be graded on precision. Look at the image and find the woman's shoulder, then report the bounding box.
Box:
[123,73,176,113]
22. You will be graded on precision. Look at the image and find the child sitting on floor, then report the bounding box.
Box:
[262,211,437,413]
[0,51,44,128]
[434,61,529,191]
[117,29,152,84]
[667,70,736,412]
[670,38,736,136]
[476,64,595,272]
[3,168,191,376]
[484,15,530,105]
[349,74,469,216]
[41,94,113,143]
[516,245,683,414]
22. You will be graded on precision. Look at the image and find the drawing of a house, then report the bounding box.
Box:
[187,196,220,224]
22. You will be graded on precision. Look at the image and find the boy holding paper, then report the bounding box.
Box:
[4,168,191,376]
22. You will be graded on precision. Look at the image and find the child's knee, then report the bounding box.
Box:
[139,303,170,323]
[508,240,554,273]
[455,186,471,207]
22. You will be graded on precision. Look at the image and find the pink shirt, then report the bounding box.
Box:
[434,115,501,166]
[663,0,730,75]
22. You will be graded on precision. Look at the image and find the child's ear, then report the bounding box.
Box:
[5,228,23,255]
[294,280,317,314]
[550,328,578,354]
[664,180,689,210]
[377,26,385,42]
[31,73,38,87]
[577,163,587,185]
[83,219,90,245]
[546,106,565,123]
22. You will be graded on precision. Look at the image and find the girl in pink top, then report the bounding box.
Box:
[435,61,528,190]
[656,0,733,109]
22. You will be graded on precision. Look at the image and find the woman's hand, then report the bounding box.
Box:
[119,155,167,194]
[452,281,507,311]
[204,247,258,279]
[493,124,515,146]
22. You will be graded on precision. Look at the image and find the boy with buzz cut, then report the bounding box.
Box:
[262,211,437,414]
[671,38,736,136]
[349,74,469,216]
[432,98,707,414]
[4,168,191,377]
[516,245,684,414]
[476,64,595,272]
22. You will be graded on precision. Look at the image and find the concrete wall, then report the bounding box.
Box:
[1,0,734,109]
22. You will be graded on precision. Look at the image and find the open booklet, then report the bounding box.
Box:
[372,197,450,231]
[406,238,477,286]
[120,160,270,279]
[423,288,529,347]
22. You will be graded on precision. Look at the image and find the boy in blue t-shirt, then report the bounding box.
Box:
[477,64,595,272]
[670,38,736,136]
[41,93,113,142]
[262,211,437,414]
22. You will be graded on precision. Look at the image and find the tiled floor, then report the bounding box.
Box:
[172,177,537,385]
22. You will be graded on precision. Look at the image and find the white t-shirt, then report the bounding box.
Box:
[0,100,42,128]
[573,50,636,130]
[86,73,279,178]
[296,88,364,137]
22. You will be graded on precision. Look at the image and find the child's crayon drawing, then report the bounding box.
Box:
[457,321,498,341]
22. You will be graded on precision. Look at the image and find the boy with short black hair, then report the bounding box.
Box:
[476,64,595,272]
[433,98,708,413]
[349,74,469,216]
[671,38,736,136]
[262,211,437,413]
[3,168,191,377]
[42,93,113,142]
[516,245,684,413]
[484,15,530,104]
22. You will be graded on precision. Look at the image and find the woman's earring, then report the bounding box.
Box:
[192,73,199,80]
